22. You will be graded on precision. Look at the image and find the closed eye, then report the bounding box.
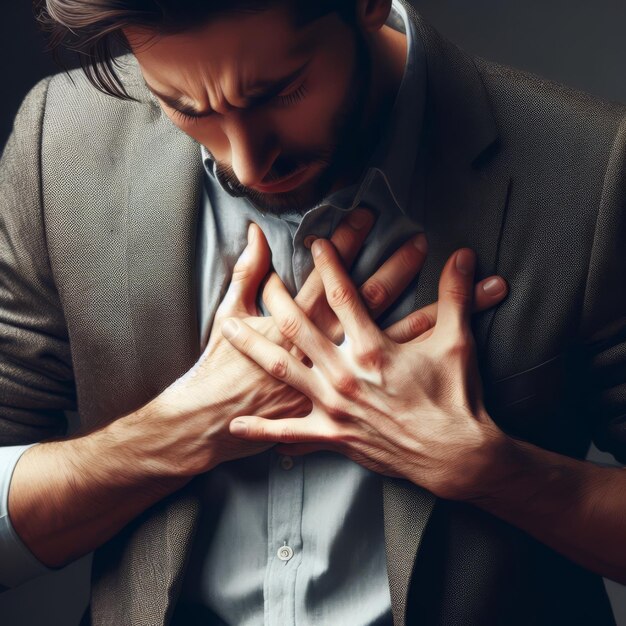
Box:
[274,82,308,107]
[170,81,309,124]
[171,107,205,125]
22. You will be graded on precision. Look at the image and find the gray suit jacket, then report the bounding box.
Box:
[1,3,625,624]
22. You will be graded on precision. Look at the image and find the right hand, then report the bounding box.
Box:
[140,208,508,477]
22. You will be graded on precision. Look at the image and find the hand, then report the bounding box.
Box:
[150,208,459,475]
[221,239,508,501]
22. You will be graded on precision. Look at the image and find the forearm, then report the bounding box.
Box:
[7,404,191,569]
[467,433,626,585]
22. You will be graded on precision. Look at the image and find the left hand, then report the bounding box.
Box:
[220,238,507,501]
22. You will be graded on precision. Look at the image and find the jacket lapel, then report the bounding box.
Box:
[91,98,205,626]
[384,4,512,624]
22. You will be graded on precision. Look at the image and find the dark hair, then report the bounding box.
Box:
[34,0,356,100]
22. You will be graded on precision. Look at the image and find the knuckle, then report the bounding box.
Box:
[444,287,472,307]
[328,283,353,308]
[269,357,289,379]
[398,243,420,269]
[333,371,361,397]
[354,344,385,370]
[277,314,302,340]
[407,310,434,336]
[360,280,389,308]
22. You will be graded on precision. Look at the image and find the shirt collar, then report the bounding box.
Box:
[201,0,425,218]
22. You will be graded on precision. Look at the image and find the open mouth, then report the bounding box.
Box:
[251,165,311,194]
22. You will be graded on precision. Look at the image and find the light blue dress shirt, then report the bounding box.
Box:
[0,4,427,624]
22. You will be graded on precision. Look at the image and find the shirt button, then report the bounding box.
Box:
[277,545,294,561]
[280,455,294,470]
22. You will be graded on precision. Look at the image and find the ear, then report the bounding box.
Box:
[355,0,393,33]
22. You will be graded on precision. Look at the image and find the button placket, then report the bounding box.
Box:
[264,451,304,626]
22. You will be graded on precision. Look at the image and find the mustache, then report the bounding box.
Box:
[214,145,337,196]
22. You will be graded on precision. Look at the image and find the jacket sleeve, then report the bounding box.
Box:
[0,79,77,588]
[579,114,626,465]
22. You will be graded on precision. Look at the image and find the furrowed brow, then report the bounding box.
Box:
[143,60,310,118]
[242,61,310,105]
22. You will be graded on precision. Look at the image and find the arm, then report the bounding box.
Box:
[461,113,626,585]
[462,438,626,585]
[5,221,440,572]
[0,78,76,588]
[5,226,506,576]
[221,219,626,585]
[0,81,508,567]
[3,81,455,578]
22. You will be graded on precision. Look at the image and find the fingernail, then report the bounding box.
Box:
[303,234,318,249]
[231,420,248,436]
[221,318,240,339]
[413,232,428,253]
[482,277,505,295]
[456,249,475,275]
[348,208,372,230]
[311,239,324,258]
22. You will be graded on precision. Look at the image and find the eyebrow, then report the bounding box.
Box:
[144,61,310,118]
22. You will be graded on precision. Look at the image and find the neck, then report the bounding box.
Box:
[330,21,408,193]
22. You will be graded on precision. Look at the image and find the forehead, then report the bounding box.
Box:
[126,7,327,92]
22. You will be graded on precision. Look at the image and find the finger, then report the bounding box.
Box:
[218,223,271,317]
[221,317,319,397]
[433,247,476,339]
[359,232,428,319]
[385,275,508,343]
[260,273,341,376]
[311,238,384,349]
[229,415,322,443]
[294,207,375,315]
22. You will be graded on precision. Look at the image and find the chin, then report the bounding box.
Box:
[246,170,334,216]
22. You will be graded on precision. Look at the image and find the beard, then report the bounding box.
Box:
[213,29,374,216]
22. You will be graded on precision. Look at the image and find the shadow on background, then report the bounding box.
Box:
[1,1,625,624]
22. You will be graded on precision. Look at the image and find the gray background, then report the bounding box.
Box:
[1,0,625,624]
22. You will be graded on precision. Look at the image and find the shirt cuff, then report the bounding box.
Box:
[0,443,55,587]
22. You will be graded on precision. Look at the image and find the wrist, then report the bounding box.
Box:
[103,401,194,493]
[455,424,547,506]
[440,419,517,503]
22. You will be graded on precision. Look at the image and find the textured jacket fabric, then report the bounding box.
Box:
[0,2,625,624]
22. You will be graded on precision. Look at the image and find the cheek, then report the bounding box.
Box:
[167,113,230,159]
[268,87,341,148]
[271,76,350,149]
[269,51,356,150]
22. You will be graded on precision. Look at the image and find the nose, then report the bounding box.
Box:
[225,112,279,188]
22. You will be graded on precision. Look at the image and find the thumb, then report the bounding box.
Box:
[219,222,271,317]
[433,247,476,339]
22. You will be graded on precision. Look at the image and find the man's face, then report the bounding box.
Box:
[127,6,373,215]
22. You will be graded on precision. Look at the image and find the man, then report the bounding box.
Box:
[0,0,625,625]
